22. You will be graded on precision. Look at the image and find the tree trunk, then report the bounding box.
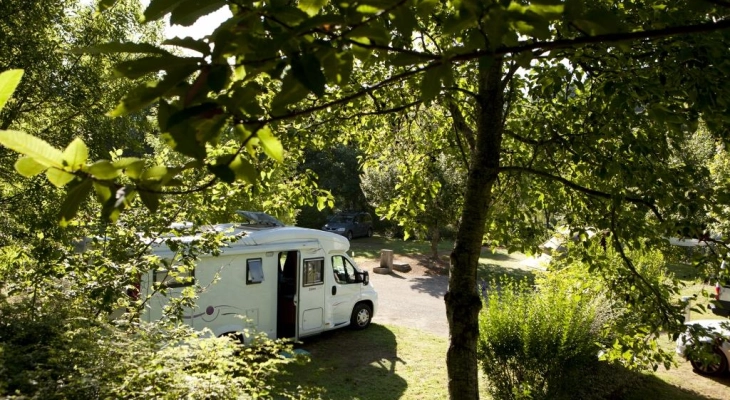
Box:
[430,223,440,259]
[445,56,505,399]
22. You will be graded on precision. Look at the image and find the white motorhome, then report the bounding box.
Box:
[141,224,378,341]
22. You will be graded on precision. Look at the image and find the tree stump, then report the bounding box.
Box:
[373,249,393,274]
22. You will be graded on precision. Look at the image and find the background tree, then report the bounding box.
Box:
[296,143,370,228]
[3,1,730,398]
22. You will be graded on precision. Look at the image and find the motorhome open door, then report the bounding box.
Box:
[298,257,326,337]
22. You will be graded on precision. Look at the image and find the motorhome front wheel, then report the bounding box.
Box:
[351,303,372,330]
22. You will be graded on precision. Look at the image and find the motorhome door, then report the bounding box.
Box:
[298,257,326,336]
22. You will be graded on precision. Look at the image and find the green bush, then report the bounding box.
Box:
[477,277,602,400]
[0,296,304,399]
[549,243,679,371]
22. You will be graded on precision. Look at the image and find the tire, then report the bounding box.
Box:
[350,303,372,330]
[346,230,353,241]
[690,346,729,377]
[367,228,373,238]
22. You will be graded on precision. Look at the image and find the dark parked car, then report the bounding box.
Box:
[322,212,373,240]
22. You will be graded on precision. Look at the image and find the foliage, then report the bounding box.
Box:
[546,241,681,371]
[0,296,301,399]
[477,277,603,400]
[296,144,369,229]
[3,0,730,398]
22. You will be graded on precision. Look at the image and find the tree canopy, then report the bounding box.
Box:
[2,0,730,398]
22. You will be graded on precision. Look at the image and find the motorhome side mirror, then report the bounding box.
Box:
[362,271,369,285]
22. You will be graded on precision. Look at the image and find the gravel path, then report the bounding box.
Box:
[359,260,450,338]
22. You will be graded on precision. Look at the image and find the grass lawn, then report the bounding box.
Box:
[276,324,473,399]
[321,236,730,399]
[275,323,723,400]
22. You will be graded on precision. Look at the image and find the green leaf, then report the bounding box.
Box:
[71,42,171,55]
[107,65,198,117]
[271,75,310,115]
[93,182,113,203]
[347,24,391,46]
[0,130,63,168]
[0,69,23,112]
[514,51,533,68]
[390,53,425,67]
[46,168,76,188]
[97,0,117,12]
[572,9,624,35]
[14,156,47,177]
[257,126,284,163]
[88,160,120,179]
[165,102,221,129]
[420,67,442,101]
[392,7,418,37]
[291,53,326,97]
[139,188,161,212]
[114,56,200,79]
[299,0,328,16]
[101,185,136,223]
[113,158,145,179]
[229,155,257,184]
[162,37,210,55]
[161,125,207,160]
[141,165,169,181]
[206,64,231,92]
[62,138,88,170]
[144,0,184,22]
[528,3,564,19]
[209,162,236,184]
[59,179,92,227]
[170,0,227,27]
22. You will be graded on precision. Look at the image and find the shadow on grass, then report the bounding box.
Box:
[277,324,406,399]
[621,370,726,400]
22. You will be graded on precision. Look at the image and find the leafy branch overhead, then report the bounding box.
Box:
[2,0,730,226]
[2,1,730,399]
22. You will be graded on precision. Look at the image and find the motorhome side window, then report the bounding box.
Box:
[303,258,324,286]
[332,256,357,284]
[247,258,264,284]
[154,265,195,288]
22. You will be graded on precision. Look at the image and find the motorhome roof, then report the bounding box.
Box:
[150,226,350,258]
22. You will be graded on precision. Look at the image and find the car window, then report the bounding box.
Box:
[332,255,357,284]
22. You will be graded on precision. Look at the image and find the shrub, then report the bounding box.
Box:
[0,296,304,399]
[549,242,679,371]
[478,277,602,400]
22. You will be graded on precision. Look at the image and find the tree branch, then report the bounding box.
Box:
[609,206,677,326]
[447,100,476,152]
[499,165,665,222]
[247,64,437,124]
[444,86,479,99]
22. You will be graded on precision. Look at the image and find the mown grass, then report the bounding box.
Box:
[348,236,454,260]
[275,324,475,399]
[274,323,718,400]
[334,237,730,399]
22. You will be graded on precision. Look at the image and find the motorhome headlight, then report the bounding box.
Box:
[336,227,346,232]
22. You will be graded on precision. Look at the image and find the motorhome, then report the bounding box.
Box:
[141,224,378,341]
